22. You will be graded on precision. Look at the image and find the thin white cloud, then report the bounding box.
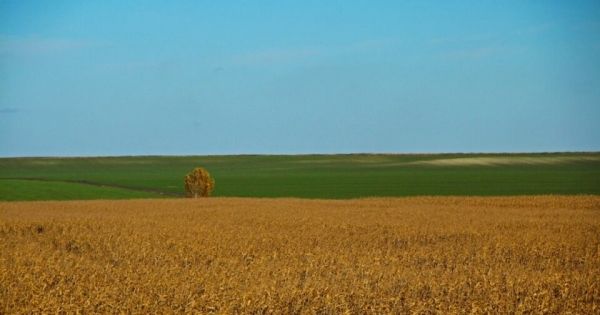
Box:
[430,23,553,48]
[440,46,499,60]
[230,47,321,66]
[430,23,554,61]
[343,38,393,52]
[514,23,554,36]
[228,38,394,66]
[428,33,495,47]
[0,35,108,56]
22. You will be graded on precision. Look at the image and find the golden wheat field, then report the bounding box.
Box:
[1,196,599,314]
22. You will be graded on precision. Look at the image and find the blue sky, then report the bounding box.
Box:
[1,1,599,156]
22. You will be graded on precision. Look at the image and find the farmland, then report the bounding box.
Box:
[1,196,599,313]
[2,153,599,312]
[1,153,599,200]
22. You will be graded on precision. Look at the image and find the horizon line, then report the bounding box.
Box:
[1,151,600,159]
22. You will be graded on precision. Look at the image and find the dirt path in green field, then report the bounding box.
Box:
[0,178,183,197]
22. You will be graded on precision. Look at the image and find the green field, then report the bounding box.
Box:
[1,153,599,201]
[0,179,160,201]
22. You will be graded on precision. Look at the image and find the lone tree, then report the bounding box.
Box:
[184,167,215,198]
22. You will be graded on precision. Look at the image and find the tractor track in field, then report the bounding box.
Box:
[0,177,183,197]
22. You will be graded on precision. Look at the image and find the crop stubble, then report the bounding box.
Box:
[1,196,599,313]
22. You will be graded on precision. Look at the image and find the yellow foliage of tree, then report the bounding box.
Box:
[184,167,215,198]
